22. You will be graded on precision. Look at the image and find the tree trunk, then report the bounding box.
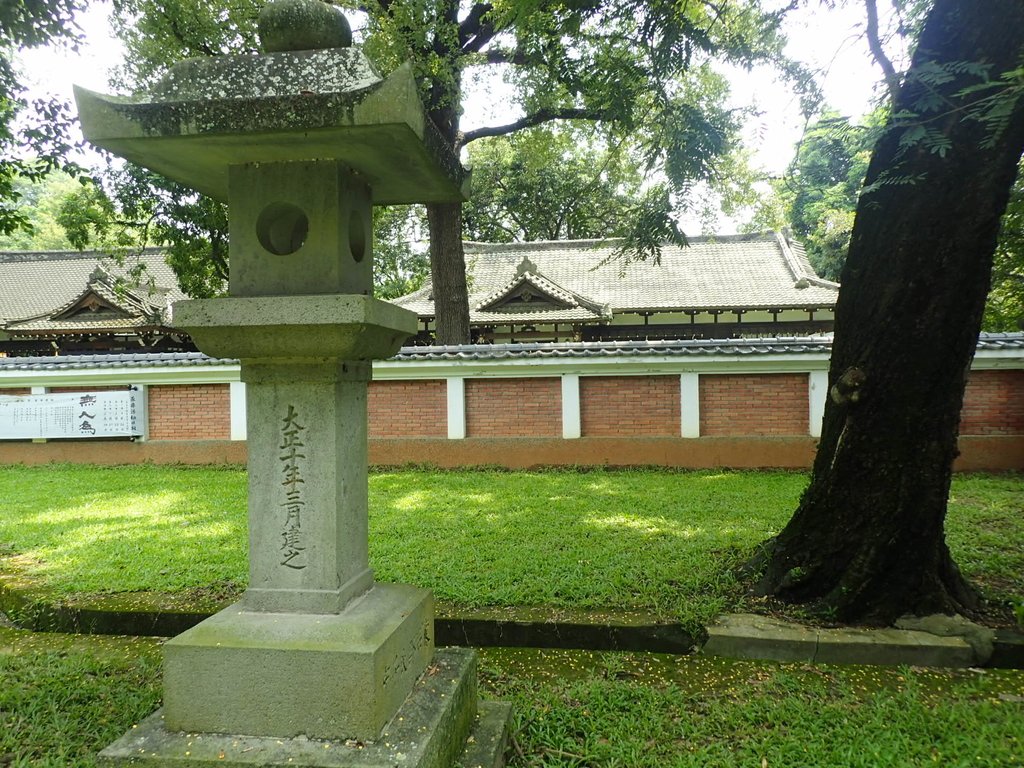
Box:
[425,64,472,345]
[754,0,1024,625]
[427,201,472,344]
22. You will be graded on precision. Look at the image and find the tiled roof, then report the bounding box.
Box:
[0,249,187,329]
[391,336,835,360]
[975,333,1024,350]
[0,351,223,371]
[4,333,1020,370]
[395,232,840,320]
[5,266,171,335]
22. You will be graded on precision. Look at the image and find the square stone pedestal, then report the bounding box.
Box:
[99,647,512,768]
[163,584,433,741]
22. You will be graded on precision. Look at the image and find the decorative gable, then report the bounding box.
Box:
[48,267,163,324]
[51,290,131,320]
[475,256,603,316]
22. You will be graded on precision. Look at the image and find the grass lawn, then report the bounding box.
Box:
[482,647,1024,767]
[2,626,1022,767]
[0,465,1022,629]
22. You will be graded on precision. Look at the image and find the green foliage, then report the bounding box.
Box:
[762,111,876,281]
[759,102,1024,327]
[985,160,1024,331]
[0,171,80,250]
[373,204,430,299]
[0,0,85,238]
[108,0,261,90]
[463,127,645,243]
[93,0,803,322]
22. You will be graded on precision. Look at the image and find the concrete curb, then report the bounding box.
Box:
[2,581,1021,668]
[703,613,972,666]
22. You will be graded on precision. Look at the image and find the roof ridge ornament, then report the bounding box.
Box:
[515,256,538,276]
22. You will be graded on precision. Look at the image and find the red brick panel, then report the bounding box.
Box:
[466,378,561,437]
[700,374,808,436]
[147,384,231,440]
[368,380,447,438]
[960,370,1024,435]
[580,375,681,437]
[0,388,31,395]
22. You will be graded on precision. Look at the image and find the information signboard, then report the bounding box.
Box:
[0,390,143,439]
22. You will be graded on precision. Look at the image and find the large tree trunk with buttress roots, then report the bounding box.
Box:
[754,0,1024,625]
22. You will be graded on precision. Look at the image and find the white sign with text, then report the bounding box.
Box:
[0,390,143,439]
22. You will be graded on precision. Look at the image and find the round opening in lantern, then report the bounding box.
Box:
[349,208,367,263]
[256,202,309,255]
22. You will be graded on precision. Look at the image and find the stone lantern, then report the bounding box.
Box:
[75,2,509,766]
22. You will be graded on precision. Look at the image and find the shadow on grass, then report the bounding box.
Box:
[2,466,1020,629]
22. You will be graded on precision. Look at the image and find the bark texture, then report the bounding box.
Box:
[427,201,472,344]
[426,68,472,345]
[755,0,1024,624]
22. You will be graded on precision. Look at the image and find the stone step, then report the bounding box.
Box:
[457,701,514,768]
[99,647,509,768]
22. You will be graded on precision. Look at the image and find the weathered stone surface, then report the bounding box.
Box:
[815,626,974,667]
[895,613,995,664]
[458,702,514,768]
[75,54,465,204]
[149,48,377,103]
[991,629,1024,668]
[702,613,979,667]
[703,613,818,663]
[163,585,434,741]
[101,648,510,768]
[227,160,373,298]
[171,295,416,360]
[259,0,352,53]
[240,363,373,614]
[79,21,506,768]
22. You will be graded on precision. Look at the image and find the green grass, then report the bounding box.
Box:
[480,648,1024,767]
[0,628,162,767]
[2,628,1022,767]
[1,465,1022,628]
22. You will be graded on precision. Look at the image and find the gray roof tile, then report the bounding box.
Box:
[3,333,1020,371]
[0,249,188,326]
[396,233,840,319]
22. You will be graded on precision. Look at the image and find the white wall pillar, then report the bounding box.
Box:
[131,384,150,441]
[680,372,700,438]
[809,370,828,438]
[229,381,247,441]
[561,374,581,439]
[446,376,466,439]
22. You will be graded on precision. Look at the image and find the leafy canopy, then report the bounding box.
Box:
[462,126,645,243]
[0,0,85,237]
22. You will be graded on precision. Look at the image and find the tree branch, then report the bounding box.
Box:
[158,9,216,57]
[459,3,493,47]
[864,0,901,103]
[480,47,530,65]
[459,107,609,146]
[358,0,394,14]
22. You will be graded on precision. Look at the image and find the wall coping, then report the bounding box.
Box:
[1,333,1022,387]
